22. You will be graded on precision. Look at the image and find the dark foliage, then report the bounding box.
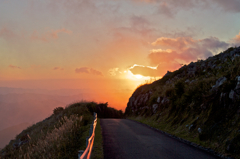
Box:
[53,107,64,115]
[87,102,124,118]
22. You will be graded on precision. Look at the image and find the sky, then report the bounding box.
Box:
[1,0,240,110]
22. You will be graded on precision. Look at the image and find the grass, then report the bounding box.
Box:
[91,119,104,159]
[125,47,240,159]
[128,114,240,159]
[0,101,122,159]
[0,102,95,159]
[24,115,85,159]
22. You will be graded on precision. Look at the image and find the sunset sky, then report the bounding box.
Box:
[1,0,240,110]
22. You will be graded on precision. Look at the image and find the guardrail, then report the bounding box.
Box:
[78,113,97,159]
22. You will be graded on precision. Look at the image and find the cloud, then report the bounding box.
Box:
[108,68,119,76]
[232,31,240,46]
[131,0,240,17]
[148,50,194,65]
[115,15,156,39]
[150,36,229,64]
[9,65,21,69]
[129,36,229,77]
[53,67,64,71]
[234,31,240,42]
[129,63,180,77]
[211,0,240,13]
[75,67,89,74]
[89,68,103,76]
[48,0,96,12]
[31,28,72,42]
[75,67,103,76]
[152,37,196,50]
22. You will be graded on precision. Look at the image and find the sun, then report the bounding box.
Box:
[134,74,143,79]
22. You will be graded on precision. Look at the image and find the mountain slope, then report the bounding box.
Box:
[125,46,240,158]
[0,102,123,159]
[0,123,30,149]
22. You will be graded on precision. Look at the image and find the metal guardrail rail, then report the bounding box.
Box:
[78,113,97,159]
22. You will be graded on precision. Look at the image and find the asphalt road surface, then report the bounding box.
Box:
[101,119,221,159]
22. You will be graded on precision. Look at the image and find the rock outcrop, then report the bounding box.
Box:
[125,46,240,158]
[126,47,240,116]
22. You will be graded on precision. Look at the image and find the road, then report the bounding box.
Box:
[101,119,221,159]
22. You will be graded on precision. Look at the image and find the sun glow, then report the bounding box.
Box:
[134,74,143,79]
[124,70,150,81]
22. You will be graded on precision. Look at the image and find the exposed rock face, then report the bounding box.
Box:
[188,62,197,77]
[126,46,240,116]
[161,97,169,105]
[198,128,202,134]
[126,90,152,113]
[152,104,158,113]
[125,46,240,158]
[229,90,235,100]
[235,76,240,95]
[212,77,227,89]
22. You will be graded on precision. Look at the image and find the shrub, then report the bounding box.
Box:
[174,81,185,96]
[53,107,64,115]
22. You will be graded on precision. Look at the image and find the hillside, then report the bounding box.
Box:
[0,101,123,159]
[0,123,30,149]
[125,46,240,158]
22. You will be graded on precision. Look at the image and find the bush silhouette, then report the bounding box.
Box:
[53,107,64,115]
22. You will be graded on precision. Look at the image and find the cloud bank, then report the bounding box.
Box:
[75,67,103,76]
[131,0,240,17]
[9,65,21,69]
[234,31,240,42]
[53,67,64,71]
[130,36,229,77]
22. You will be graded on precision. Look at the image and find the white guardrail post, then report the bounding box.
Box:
[78,112,97,159]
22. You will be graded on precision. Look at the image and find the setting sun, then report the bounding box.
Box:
[134,74,143,79]
[0,0,239,113]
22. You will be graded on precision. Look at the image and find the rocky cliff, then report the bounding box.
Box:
[126,46,240,158]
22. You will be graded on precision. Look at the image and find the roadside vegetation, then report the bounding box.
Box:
[126,46,240,159]
[0,101,122,159]
[91,119,104,159]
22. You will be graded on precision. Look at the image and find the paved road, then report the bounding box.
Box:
[101,119,221,159]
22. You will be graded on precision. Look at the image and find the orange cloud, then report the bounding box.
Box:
[234,31,240,41]
[53,67,64,71]
[108,68,119,76]
[152,37,196,50]
[129,36,229,77]
[31,28,72,42]
[75,67,103,76]
[9,65,21,69]
[129,63,180,77]
[150,36,228,63]
[148,50,194,65]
